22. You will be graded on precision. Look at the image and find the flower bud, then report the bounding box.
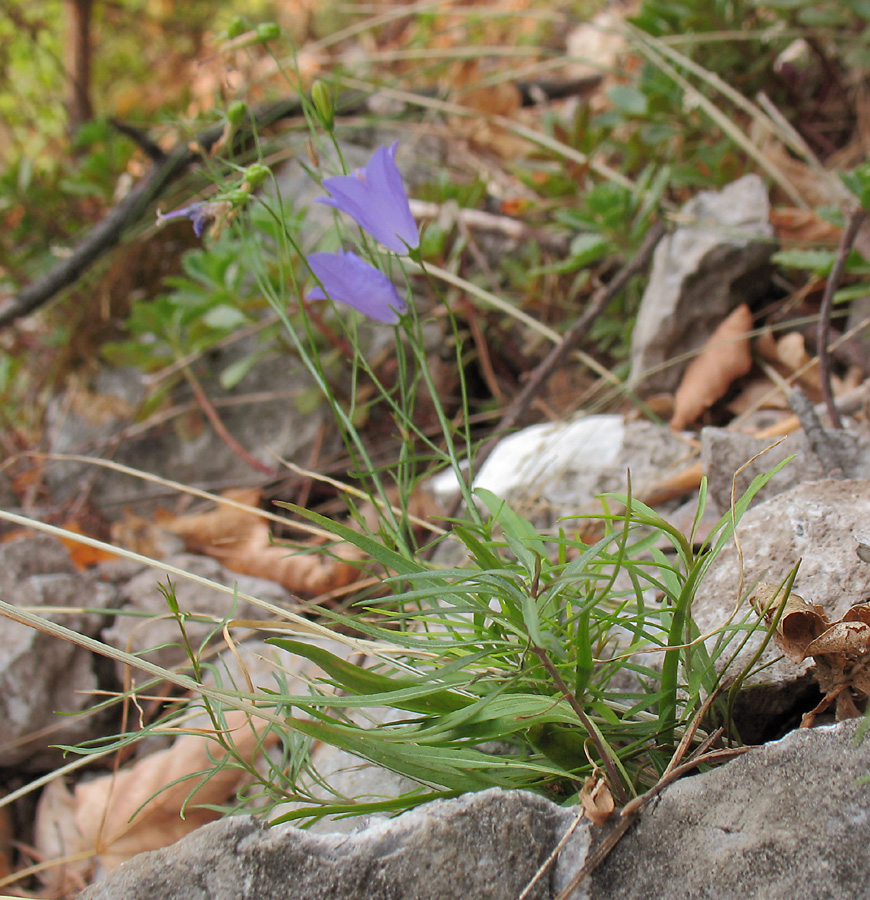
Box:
[256,22,281,43]
[226,16,247,39]
[311,80,335,131]
[243,164,270,190]
[226,100,248,129]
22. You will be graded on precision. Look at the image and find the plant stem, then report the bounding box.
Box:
[529,644,628,806]
[818,207,867,429]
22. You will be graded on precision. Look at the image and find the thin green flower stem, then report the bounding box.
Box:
[250,195,404,542]
[529,645,628,806]
[657,561,705,749]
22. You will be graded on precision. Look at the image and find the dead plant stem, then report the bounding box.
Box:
[818,207,867,429]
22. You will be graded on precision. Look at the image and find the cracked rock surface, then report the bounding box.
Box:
[79,721,870,900]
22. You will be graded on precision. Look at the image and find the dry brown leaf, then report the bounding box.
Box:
[770,207,842,246]
[670,304,754,430]
[163,489,362,596]
[725,377,790,416]
[453,61,523,117]
[750,582,827,663]
[34,778,93,896]
[752,583,870,723]
[109,509,183,559]
[579,773,615,825]
[72,710,274,872]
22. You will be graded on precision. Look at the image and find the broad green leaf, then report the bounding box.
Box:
[267,639,470,714]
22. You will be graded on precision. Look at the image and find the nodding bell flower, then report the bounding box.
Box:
[317,142,419,255]
[156,201,230,238]
[307,250,407,324]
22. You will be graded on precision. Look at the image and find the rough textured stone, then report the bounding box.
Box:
[78,789,592,900]
[700,423,870,515]
[78,722,870,900]
[590,720,870,900]
[45,356,327,511]
[430,416,691,524]
[629,174,775,394]
[0,535,116,768]
[692,478,870,732]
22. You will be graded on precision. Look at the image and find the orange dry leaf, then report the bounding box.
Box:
[33,711,275,889]
[770,207,843,246]
[76,710,274,872]
[58,521,120,568]
[670,304,754,430]
[163,488,362,596]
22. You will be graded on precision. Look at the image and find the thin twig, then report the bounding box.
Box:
[553,709,749,900]
[0,96,367,329]
[182,364,277,478]
[785,385,845,478]
[818,207,868,429]
[448,221,665,518]
[517,808,586,900]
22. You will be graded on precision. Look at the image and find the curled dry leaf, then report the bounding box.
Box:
[579,773,615,826]
[33,778,92,896]
[750,582,827,664]
[163,488,362,596]
[751,582,870,724]
[670,303,754,430]
[770,207,844,245]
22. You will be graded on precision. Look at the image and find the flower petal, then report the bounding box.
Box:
[157,202,213,237]
[316,142,419,254]
[307,251,407,324]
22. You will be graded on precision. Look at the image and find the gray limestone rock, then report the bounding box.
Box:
[78,722,870,900]
[432,416,692,526]
[0,535,116,768]
[692,478,870,732]
[700,423,870,515]
[45,353,327,512]
[78,788,592,900]
[590,719,870,900]
[629,174,775,395]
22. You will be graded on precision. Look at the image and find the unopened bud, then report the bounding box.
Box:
[256,22,281,43]
[226,16,247,39]
[227,100,248,129]
[243,164,270,190]
[311,80,335,131]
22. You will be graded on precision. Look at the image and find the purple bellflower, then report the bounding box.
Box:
[308,250,407,324]
[317,142,419,255]
[157,201,224,237]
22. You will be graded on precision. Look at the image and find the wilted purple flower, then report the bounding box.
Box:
[307,251,407,324]
[317,142,419,254]
[157,201,220,237]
